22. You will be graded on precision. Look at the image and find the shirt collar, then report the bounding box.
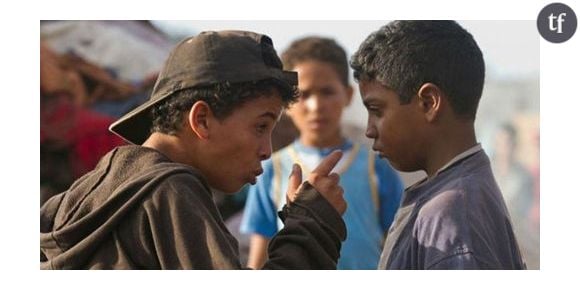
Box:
[435,143,482,176]
[408,143,482,191]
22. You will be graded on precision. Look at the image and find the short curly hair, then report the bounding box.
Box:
[281,36,349,86]
[351,21,485,120]
[151,79,298,135]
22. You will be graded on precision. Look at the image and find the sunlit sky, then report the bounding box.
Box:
[153,20,540,80]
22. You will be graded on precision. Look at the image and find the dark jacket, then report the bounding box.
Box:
[40,146,346,269]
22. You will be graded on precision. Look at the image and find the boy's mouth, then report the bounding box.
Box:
[254,168,264,176]
[247,168,263,185]
[372,146,386,158]
[307,118,327,129]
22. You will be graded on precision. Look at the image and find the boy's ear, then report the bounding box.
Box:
[417,83,443,123]
[188,101,213,139]
[345,85,354,106]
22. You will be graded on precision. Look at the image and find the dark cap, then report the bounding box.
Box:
[109,30,298,144]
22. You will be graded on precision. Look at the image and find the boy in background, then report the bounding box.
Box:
[241,36,403,269]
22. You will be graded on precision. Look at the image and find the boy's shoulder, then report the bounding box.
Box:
[411,179,474,256]
[417,183,467,220]
[417,171,485,216]
[410,164,517,268]
[417,150,496,211]
[413,161,503,234]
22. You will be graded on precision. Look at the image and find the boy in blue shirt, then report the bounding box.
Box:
[241,36,404,269]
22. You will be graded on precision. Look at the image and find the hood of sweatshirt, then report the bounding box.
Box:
[40,145,203,269]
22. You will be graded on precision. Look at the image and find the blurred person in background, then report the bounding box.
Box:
[40,21,168,206]
[40,42,127,205]
[241,36,404,269]
[492,122,539,269]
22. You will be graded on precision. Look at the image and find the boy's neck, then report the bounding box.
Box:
[143,132,196,167]
[424,123,477,177]
[300,132,344,148]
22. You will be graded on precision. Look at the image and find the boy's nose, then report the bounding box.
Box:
[259,139,273,160]
[365,125,377,139]
[305,96,320,112]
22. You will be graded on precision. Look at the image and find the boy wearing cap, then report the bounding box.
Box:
[351,21,526,269]
[40,31,347,269]
[241,36,403,269]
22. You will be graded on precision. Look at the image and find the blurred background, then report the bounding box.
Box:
[39,20,539,269]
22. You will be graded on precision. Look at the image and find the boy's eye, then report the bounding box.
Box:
[367,106,382,116]
[320,88,336,97]
[256,124,269,134]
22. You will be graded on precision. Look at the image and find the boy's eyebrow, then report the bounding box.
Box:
[259,111,279,120]
[362,96,380,107]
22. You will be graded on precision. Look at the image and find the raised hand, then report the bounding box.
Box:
[285,150,347,215]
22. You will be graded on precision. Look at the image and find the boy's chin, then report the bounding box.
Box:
[212,181,245,194]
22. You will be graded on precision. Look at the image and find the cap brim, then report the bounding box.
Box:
[282,70,298,86]
[108,94,168,145]
[277,71,298,97]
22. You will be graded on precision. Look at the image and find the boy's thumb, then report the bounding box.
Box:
[286,164,302,203]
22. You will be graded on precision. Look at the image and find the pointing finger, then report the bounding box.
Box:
[312,150,343,177]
